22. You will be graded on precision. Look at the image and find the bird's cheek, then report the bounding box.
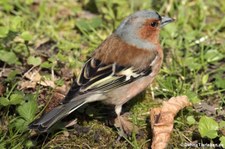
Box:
[138,26,150,39]
[138,27,159,43]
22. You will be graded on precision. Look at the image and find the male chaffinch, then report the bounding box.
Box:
[29,10,174,134]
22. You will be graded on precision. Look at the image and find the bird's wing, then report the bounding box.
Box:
[62,58,152,103]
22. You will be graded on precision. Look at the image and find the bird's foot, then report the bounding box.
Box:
[114,114,138,137]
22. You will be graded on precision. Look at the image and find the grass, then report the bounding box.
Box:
[0,0,225,148]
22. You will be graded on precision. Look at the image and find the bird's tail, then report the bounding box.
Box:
[29,99,86,132]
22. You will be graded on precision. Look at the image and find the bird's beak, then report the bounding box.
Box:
[160,16,175,28]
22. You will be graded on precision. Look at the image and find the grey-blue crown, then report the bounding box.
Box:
[128,10,161,20]
[116,10,161,31]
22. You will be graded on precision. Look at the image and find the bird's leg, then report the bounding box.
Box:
[114,105,138,136]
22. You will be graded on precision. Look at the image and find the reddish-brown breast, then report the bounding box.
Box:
[93,34,158,70]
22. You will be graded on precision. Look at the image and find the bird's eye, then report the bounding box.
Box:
[150,22,158,27]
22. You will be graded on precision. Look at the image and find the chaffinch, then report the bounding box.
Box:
[29,10,174,134]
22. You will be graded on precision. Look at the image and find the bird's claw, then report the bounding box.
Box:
[114,115,138,137]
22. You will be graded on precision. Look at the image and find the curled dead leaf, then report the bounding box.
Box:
[150,96,192,149]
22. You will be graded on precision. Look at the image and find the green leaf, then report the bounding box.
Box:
[13,43,28,54]
[0,143,6,149]
[202,74,209,85]
[55,79,64,86]
[25,140,34,148]
[6,70,20,82]
[10,16,23,32]
[183,57,201,71]
[27,56,42,66]
[13,118,28,133]
[185,91,200,104]
[198,116,219,139]
[219,121,225,129]
[205,49,224,63]
[0,27,9,38]
[0,50,19,65]
[187,116,196,125]
[0,0,13,11]
[0,97,10,106]
[76,17,102,32]
[40,61,53,68]
[214,74,225,89]
[25,0,34,5]
[9,93,23,105]
[17,99,38,122]
[220,136,225,148]
[21,31,33,41]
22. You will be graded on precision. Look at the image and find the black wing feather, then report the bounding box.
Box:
[63,58,152,103]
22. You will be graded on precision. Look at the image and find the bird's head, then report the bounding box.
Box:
[115,10,174,50]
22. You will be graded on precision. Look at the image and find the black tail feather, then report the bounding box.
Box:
[29,100,86,132]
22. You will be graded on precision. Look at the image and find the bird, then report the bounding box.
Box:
[29,10,174,134]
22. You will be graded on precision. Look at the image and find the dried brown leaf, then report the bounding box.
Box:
[18,81,37,90]
[24,69,41,82]
[38,80,55,88]
[55,84,68,95]
[23,69,56,88]
[150,96,191,149]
